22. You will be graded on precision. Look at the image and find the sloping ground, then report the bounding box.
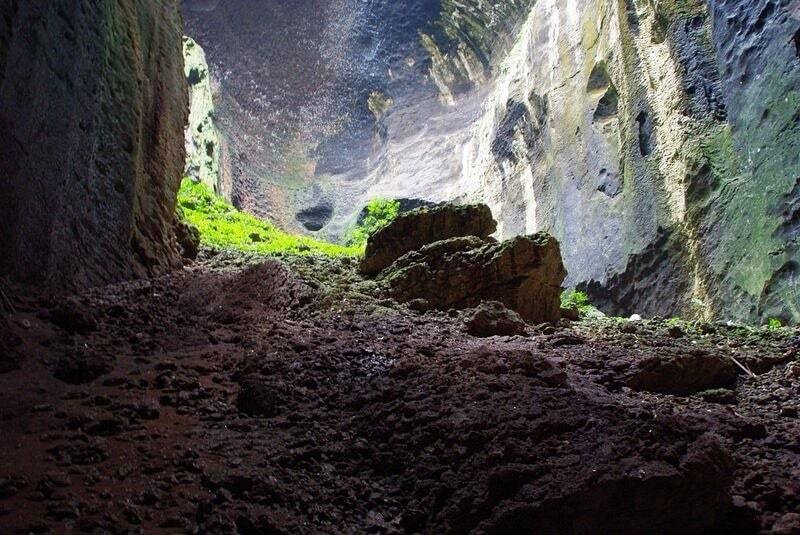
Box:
[0,252,798,533]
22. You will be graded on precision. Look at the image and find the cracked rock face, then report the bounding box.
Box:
[0,0,188,289]
[184,0,800,323]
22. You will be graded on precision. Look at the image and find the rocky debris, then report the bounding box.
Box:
[0,252,798,533]
[360,204,496,275]
[480,433,733,534]
[381,232,566,324]
[625,351,738,396]
[464,301,527,337]
[236,375,286,417]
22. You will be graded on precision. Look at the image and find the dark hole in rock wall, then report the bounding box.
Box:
[625,0,640,32]
[187,66,205,85]
[793,28,800,58]
[588,63,618,122]
[593,85,619,122]
[597,168,623,197]
[296,203,334,231]
[586,61,611,92]
[491,99,533,163]
[750,1,775,37]
[636,111,654,156]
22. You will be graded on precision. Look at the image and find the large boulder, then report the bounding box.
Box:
[360,204,496,275]
[380,232,566,324]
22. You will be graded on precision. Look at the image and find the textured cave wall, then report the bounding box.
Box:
[0,0,188,289]
[182,0,799,322]
[451,0,800,323]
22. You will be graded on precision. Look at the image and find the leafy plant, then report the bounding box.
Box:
[561,290,591,312]
[177,179,361,257]
[767,317,782,330]
[346,198,401,246]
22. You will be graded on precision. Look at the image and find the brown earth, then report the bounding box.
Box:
[0,250,798,533]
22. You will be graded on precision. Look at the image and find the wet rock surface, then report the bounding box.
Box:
[0,251,797,533]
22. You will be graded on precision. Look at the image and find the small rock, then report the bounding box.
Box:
[629,314,642,322]
[667,325,685,338]
[698,388,737,405]
[512,353,567,387]
[772,513,800,534]
[465,301,528,337]
[620,323,638,334]
[560,306,580,321]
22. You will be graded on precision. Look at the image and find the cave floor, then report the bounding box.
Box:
[0,250,798,534]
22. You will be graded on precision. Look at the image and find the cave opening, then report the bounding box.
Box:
[0,0,799,532]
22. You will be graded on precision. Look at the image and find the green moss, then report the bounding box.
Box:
[654,0,708,19]
[177,179,361,257]
[346,198,401,247]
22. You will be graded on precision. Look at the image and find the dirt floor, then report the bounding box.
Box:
[0,250,798,534]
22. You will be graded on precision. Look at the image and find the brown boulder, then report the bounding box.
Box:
[360,204,496,275]
[381,233,566,324]
[465,301,528,337]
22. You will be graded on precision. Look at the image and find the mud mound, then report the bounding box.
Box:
[179,260,315,322]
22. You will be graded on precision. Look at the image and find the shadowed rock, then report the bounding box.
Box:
[360,204,496,275]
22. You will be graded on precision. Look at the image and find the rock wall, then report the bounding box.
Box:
[0,0,188,289]
[183,36,221,193]
[184,0,800,323]
[453,0,800,323]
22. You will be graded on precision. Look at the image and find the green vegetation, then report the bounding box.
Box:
[767,317,783,330]
[346,198,401,247]
[177,179,361,257]
[561,290,592,313]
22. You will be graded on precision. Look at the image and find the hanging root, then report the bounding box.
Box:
[729,353,756,378]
